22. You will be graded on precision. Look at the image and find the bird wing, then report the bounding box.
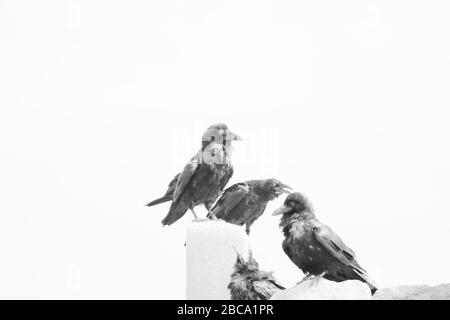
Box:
[211,182,250,220]
[165,172,181,197]
[262,271,285,290]
[219,165,233,191]
[312,222,357,266]
[145,172,181,207]
[247,203,267,224]
[252,279,283,300]
[282,238,298,268]
[172,152,201,204]
[313,222,378,292]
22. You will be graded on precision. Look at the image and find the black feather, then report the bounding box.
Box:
[228,251,285,300]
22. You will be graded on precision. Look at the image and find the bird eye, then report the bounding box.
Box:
[211,136,215,141]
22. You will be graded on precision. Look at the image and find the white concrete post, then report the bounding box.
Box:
[186,220,250,300]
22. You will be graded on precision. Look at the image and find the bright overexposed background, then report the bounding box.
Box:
[1,0,449,299]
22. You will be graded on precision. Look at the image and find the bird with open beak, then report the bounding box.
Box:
[208,179,291,234]
[228,249,285,300]
[273,192,378,294]
[146,123,242,226]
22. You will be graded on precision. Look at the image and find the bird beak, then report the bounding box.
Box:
[230,132,242,141]
[272,205,291,216]
[279,183,292,194]
[275,183,292,196]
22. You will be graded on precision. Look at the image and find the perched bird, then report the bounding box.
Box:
[273,192,378,294]
[208,179,291,234]
[229,250,285,300]
[146,123,241,226]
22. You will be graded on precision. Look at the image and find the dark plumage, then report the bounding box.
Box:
[273,192,378,294]
[208,179,291,234]
[145,173,180,207]
[229,250,285,300]
[146,124,241,226]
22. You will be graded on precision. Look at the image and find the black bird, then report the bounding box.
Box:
[229,250,285,300]
[273,192,378,294]
[147,124,241,226]
[208,179,291,234]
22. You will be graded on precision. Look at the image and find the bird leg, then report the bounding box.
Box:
[190,207,200,221]
[190,206,210,223]
[205,203,218,220]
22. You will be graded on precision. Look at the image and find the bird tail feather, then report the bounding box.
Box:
[161,203,188,226]
[145,196,172,207]
[352,266,378,295]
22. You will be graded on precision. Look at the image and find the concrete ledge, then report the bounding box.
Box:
[373,284,450,300]
[186,220,250,300]
[270,278,371,300]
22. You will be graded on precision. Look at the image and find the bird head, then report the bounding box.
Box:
[201,124,242,165]
[202,123,242,148]
[272,192,314,218]
[229,249,266,299]
[255,179,292,201]
[232,248,260,274]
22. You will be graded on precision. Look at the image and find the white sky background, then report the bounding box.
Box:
[1,0,449,299]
